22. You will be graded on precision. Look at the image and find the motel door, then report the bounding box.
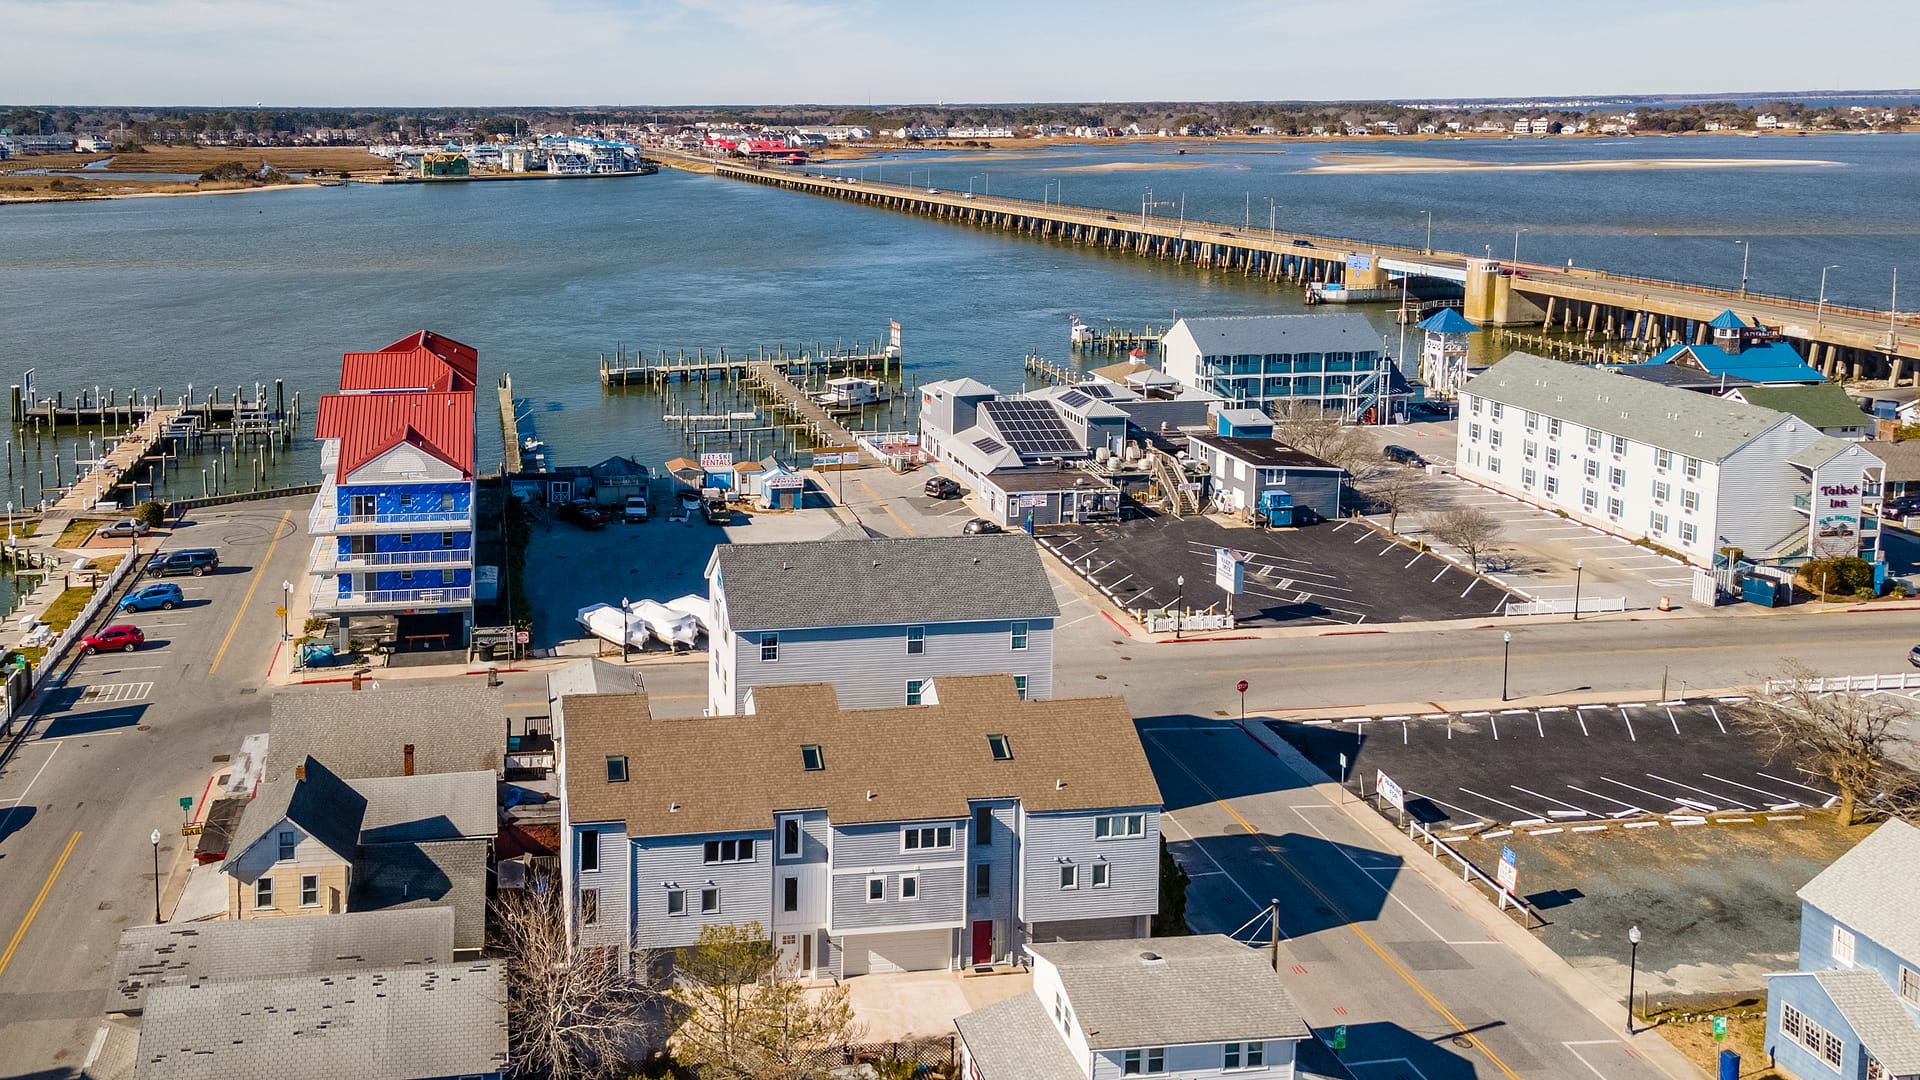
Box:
[971,921,993,965]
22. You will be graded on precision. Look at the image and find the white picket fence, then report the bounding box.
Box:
[1504,596,1628,617]
[30,549,140,695]
[1764,672,1920,694]
[1143,610,1237,634]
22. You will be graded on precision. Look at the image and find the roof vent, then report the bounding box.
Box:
[866,789,877,800]
[669,803,680,813]
[1055,778,1066,790]
[781,562,790,571]
[1139,951,1165,964]
[871,560,880,568]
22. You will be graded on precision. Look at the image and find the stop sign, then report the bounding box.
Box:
[1236,679,1249,694]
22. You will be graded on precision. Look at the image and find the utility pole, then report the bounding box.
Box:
[1269,897,1281,971]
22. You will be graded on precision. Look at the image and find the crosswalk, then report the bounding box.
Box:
[75,682,153,705]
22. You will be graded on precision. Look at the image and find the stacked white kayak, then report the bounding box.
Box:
[576,603,646,648]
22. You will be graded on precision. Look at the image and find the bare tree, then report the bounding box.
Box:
[494,885,653,1079]
[1423,506,1502,571]
[1734,662,1920,825]
[669,922,859,1080]
[1268,402,1380,485]
[1365,466,1428,534]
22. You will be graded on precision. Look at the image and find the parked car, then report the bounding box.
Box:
[703,495,730,525]
[1383,445,1427,467]
[623,494,650,523]
[94,518,152,539]
[119,582,183,612]
[923,476,962,500]
[146,548,219,576]
[559,498,613,529]
[962,518,1003,535]
[82,624,146,654]
[1879,495,1920,521]
[1909,644,1920,669]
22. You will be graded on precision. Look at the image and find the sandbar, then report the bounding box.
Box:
[1305,154,1844,174]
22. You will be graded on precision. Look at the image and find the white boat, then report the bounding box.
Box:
[811,377,890,409]
[576,603,646,648]
[662,593,713,636]
[624,599,699,650]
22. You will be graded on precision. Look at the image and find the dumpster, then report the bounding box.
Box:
[1741,576,1782,608]
[1259,490,1294,527]
[301,643,338,668]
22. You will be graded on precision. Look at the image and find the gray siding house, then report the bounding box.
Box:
[556,676,1162,979]
[1187,432,1345,523]
[706,533,1060,716]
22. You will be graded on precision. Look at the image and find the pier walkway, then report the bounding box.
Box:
[46,406,182,515]
[646,147,1920,384]
[744,362,859,450]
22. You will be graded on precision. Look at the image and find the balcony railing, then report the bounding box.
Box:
[308,501,473,534]
[309,581,473,612]
[307,538,474,574]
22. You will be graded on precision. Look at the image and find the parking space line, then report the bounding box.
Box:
[1456,786,1538,819]
[1708,705,1727,733]
[1702,772,1795,804]
[1757,771,1834,798]
[1619,707,1635,741]
[1598,776,1683,808]
[1567,785,1645,815]
[1511,785,1589,815]
[1404,552,1423,569]
[1158,812,1267,915]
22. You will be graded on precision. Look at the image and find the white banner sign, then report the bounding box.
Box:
[1497,845,1518,893]
[764,474,805,490]
[1019,494,1046,508]
[1376,770,1404,811]
[699,452,734,470]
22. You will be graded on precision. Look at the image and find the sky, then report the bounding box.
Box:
[0,0,1913,108]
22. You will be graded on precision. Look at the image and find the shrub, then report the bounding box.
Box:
[1797,556,1875,598]
[134,500,166,528]
[1855,587,1876,600]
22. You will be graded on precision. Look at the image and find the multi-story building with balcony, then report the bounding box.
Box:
[555,673,1163,978]
[306,333,477,652]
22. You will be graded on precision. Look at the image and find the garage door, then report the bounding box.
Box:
[843,929,952,976]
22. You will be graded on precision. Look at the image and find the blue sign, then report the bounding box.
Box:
[1497,845,1518,892]
[1346,254,1373,272]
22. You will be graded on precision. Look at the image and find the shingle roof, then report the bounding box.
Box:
[1463,353,1788,462]
[921,377,1001,398]
[110,909,454,1014]
[1810,970,1920,1072]
[546,658,644,704]
[710,533,1059,632]
[1172,312,1379,358]
[1028,935,1310,1050]
[1798,818,1920,965]
[314,391,475,479]
[225,757,366,869]
[953,992,1085,1080]
[1733,384,1872,430]
[1870,439,1920,483]
[350,840,490,953]
[133,962,507,1080]
[1785,435,1878,472]
[353,771,497,844]
[1609,365,1756,391]
[266,684,504,782]
[1188,433,1341,471]
[560,677,1160,838]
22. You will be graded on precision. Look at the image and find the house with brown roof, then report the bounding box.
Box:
[554,673,1162,978]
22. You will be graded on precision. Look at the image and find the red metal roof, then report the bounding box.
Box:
[315,391,475,479]
[338,330,479,392]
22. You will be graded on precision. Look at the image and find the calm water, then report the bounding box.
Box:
[1,133,1914,492]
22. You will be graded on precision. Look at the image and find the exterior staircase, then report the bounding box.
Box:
[1147,449,1198,516]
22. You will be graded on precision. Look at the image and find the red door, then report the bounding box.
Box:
[971,921,993,965]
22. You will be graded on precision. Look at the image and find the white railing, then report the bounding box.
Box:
[31,548,142,696]
[1143,610,1237,633]
[1764,672,1920,694]
[309,581,473,612]
[1406,819,1543,929]
[308,502,473,534]
[1504,596,1628,616]
[307,538,473,574]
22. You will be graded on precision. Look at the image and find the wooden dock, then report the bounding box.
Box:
[45,406,183,514]
[497,374,522,474]
[601,342,897,387]
[743,362,859,448]
[1069,325,1164,354]
[1024,353,1082,386]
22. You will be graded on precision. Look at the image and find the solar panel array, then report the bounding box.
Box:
[981,399,1082,457]
[1057,390,1093,410]
[973,436,1009,455]
[1076,383,1120,399]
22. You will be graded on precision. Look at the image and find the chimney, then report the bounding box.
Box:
[294,763,306,782]
[403,744,416,776]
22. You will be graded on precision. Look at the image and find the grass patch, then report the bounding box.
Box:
[40,585,97,632]
[85,553,126,574]
[54,519,111,548]
[1649,994,1783,1079]
[3,520,37,539]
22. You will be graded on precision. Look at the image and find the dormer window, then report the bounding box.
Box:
[987,734,1012,761]
[801,745,824,771]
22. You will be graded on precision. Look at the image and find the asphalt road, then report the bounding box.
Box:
[0,499,308,1079]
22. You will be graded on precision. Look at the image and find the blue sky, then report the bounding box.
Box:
[0,0,1910,107]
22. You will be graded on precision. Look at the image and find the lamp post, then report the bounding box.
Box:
[1733,240,1750,294]
[1817,264,1841,330]
[1626,924,1642,1033]
[1501,631,1513,701]
[1174,575,1185,639]
[1422,210,1433,254]
[150,829,162,924]
[1513,228,1529,265]
[967,174,978,195]
[281,580,293,640]
[1267,197,1277,236]
[1142,187,1153,230]
[1572,559,1584,621]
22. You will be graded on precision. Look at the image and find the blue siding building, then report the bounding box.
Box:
[1766,818,1920,1080]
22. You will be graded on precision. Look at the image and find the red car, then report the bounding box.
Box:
[82,624,146,654]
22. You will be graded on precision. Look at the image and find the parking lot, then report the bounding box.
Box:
[1268,700,1837,829]
[1040,512,1513,627]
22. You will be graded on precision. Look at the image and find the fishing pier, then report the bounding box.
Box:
[600,340,899,387]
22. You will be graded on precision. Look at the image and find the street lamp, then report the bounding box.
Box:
[150,829,162,924]
[281,580,293,640]
[1817,264,1841,330]
[1501,631,1513,701]
[1733,240,1751,295]
[967,174,978,195]
[1572,560,1584,621]
[1626,924,1642,1033]
[1267,197,1277,236]
[1421,210,1433,254]
[1174,574,1185,640]
[1513,228,1529,265]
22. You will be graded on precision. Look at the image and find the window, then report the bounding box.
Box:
[783,876,798,913]
[1469,423,1482,442]
[700,887,720,915]
[1587,429,1603,451]
[1549,418,1563,437]
[1547,447,1561,467]
[255,878,274,909]
[901,874,919,900]
[580,830,599,872]
[1096,814,1146,839]
[1490,403,1504,421]
[1225,1043,1264,1070]
[1681,489,1699,513]
[399,493,413,509]
[278,830,296,861]
[781,818,802,857]
[1584,459,1600,481]
[1582,489,1598,512]
[300,874,319,907]
[1523,440,1537,461]
[1869,1053,1890,1080]
[1834,925,1856,965]
[398,570,415,583]
[1121,1048,1166,1074]
[580,888,599,925]
[1680,522,1698,544]
[1656,449,1672,470]
[1525,411,1539,432]
[1092,863,1110,889]
[988,734,1012,761]
[903,825,954,851]
[1521,468,1536,490]
[906,625,925,655]
[1544,476,1559,496]
[801,745,824,771]
[760,633,779,661]
[441,569,455,584]
[606,755,629,783]
[974,806,993,843]
[1471,397,1483,415]
[1247,1043,1265,1067]
[1901,965,1920,1006]
[1651,513,1669,536]
[703,838,755,864]
[666,888,686,916]
[1060,865,1079,890]
[905,679,928,706]
[1653,481,1670,504]
[442,531,454,547]
[1607,497,1623,520]
[1609,467,1626,489]
[1012,675,1028,700]
[867,876,885,902]
[1684,457,1702,481]
[1611,435,1627,456]
[1010,621,1029,650]
[1783,1003,1842,1068]
[1488,430,1503,450]
[975,864,991,897]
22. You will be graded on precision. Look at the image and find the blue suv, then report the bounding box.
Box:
[120,582,184,612]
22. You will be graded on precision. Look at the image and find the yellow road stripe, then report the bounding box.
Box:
[209,510,292,676]
[1207,634,1917,677]
[853,477,916,537]
[1150,735,1526,1080]
[0,831,81,980]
